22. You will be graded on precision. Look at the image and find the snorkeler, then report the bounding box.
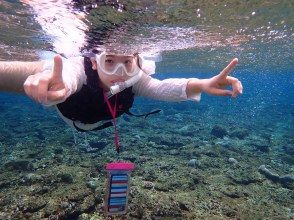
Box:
[0,51,243,152]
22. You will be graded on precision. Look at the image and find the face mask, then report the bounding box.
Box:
[95,52,142,77]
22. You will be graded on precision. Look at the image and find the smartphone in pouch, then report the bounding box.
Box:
[105,162,135,215]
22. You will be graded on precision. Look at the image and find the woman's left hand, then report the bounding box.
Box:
[201,58,243,98]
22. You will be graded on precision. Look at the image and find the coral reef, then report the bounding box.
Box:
[0,95,293,219]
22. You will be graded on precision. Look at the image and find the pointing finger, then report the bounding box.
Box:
[219,58,238,77]
[52,55,63,81]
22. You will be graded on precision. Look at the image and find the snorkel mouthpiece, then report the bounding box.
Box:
[110,83,126,96]
[108,71,143,98]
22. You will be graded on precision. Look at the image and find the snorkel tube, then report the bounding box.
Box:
[94,50,159,99]
[107,71,143,98]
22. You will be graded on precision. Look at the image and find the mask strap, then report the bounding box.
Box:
[103,92,120,153]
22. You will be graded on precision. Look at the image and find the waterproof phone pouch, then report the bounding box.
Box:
[105,162,135,215]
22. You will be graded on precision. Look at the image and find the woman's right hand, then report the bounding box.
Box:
[24,55,68,104]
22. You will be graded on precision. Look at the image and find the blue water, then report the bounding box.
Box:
[0,48,293,220]
[0,0,293,219]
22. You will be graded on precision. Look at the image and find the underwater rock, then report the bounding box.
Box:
[86,178,99,190]
[57,173,74,184]
[279,175,294,190]
[4,160,34,171]
[143,181,155,189]
[211,125,228,138]
[22,173,43,185]
[258,165,294,189]
[229,129,249,139]
[258,165,280,182]
[188,159,200,167]
[59,201,72,209]
[228,158,238,165]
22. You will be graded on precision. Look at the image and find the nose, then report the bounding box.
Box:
[115,66,125,76]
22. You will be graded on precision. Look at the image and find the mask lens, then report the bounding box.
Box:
[97,52,140,76]
[104,57,118,73]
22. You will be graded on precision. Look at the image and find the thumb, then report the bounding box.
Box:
[47,88,67,103]
[52,55,63,81]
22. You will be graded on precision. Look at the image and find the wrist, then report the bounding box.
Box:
[186,78,205,98]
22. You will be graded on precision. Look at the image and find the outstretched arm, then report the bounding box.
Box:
[23,55,85,105]
[0,55,85,105]
[133,75,198,102]
[133,58,243,101]
[0,61,45,93]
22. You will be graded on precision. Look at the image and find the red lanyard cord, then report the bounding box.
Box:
[103,92,120,153]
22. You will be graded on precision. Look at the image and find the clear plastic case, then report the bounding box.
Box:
[105,162,135,215]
